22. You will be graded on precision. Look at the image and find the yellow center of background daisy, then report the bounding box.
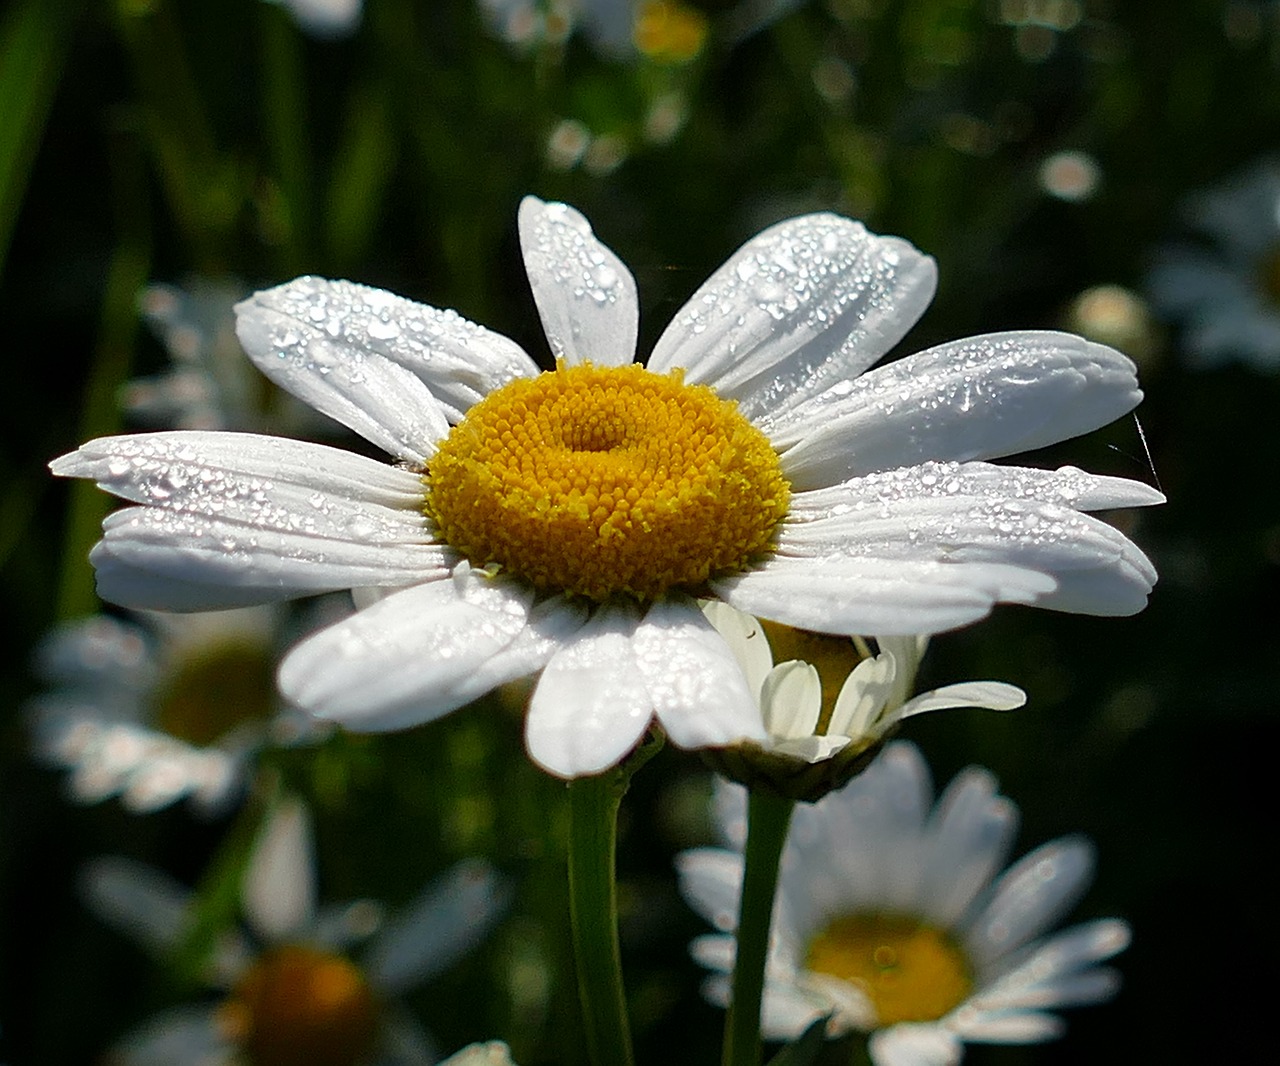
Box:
[806,913,973,1025]
[219,944,379,1066]
[425,362,790,601]
[155,638,276,746]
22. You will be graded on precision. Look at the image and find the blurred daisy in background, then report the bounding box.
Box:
[699,602,1025,800]
[86,797,511,1066]
[678,741,1130,1065]
[1146,155,1280,370]
[127,279,339,436]
[26,606,332,815]
[266,0,363,38]
[53,197,1159,780]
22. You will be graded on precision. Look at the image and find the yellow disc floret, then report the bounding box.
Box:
[219,944,379,1066]
[424,361,790,601]
[806,913,973,1026]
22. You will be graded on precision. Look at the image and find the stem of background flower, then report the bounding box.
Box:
[566,735,660,1066]
[724,790,796,1066]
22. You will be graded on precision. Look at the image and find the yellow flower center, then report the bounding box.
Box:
[806,913,973,1026]
[634,1,709,64]
[219,944,379,1066]
[154,639,276,746]
[424,362,789,601]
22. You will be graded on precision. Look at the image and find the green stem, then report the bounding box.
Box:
[567,768,634,1066]
[724,790,796,1066]
[565,734,660,1066]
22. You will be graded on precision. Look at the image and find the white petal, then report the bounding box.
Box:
[715,555,1056,637]
[898,681,1026,720]
[827,651,897,738]
[869,1024,963,1066]
[945,1009,1065,1043]
[964,836,1096,969]
[53,432,445,610]
[364,858,511,993]
[518,197,639,367]
[52,431,431,511]
[525,602,652,777]
[915,768,1017,927]
[981,919,1131,996]
[650,214,936,427]
[278,566,536,730]
[80,856,191,957]
[88,506,447,612]
[788,461,1165,518]
[112,1006,233,1066]
[236,277,538,448]
[243,796,316,941]
[774,332,1144,487]
[771,483,1158,621]
[771,733,853,763]
[759,660,821,740]
[633,595,767,750]
[974,967,1122,1012]
[699,599,774,697]
[675,848,743,933]
[690,932,737,974]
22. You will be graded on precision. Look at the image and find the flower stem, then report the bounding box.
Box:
[724,789,796,1066]
[566,736,659,1066]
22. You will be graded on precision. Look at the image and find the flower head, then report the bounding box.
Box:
[1146,155,1280,370]
[699,602,1024,800]
[53,197,1160,777]
[678,742,1130,1064]
[87,797,509,1066]
[26,608,327,814]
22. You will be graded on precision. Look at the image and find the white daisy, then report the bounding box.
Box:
[1146,155,1280,370]
[699,601,1024,799]
[52,197,1160,779]
[678,741,1130,1065]
[27,607,329,814]
[87,797,510,1066]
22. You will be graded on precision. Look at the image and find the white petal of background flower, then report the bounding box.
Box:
[869,1024,962,1066]
[242,797,317,942]
[914,768,1017,928]
[276,0,362,38]
[525,601,653,776]
[519,197,639,367]
[649,214,937,428]
[278,567,535,731]
[962,836,1095,969]
[236,276,537,432]
[772,332,1144,488]
[111,1005,234,1066]
[363,859,511,993]
[674,848,743,932]
[80,857,191,958]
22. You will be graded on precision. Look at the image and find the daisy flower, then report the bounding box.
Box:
[1146,155,1280,370]
[678,741,1130,1065]
[699,601,1024,800]
[87,797,510,1066]
[52,197,1160,778]
[27,607,329,815]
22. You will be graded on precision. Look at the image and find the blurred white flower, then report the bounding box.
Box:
[127,279,337,435]
[26,607,333,815]
[266,0,362,38]
[1146,156,1280,370]
[679,741,1130,1064]
[87,797,510,1066]
[699,602,1024,799]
